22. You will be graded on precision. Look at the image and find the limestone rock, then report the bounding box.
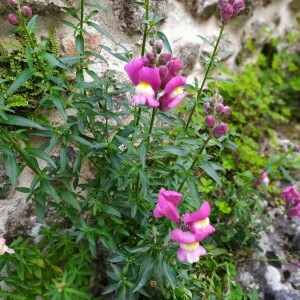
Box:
[289,0,300,12]
[175,43,200,75]
[177,0,218,21]
[0,0,79,15]
[112,0,168,35]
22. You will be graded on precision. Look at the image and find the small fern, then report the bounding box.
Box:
[6,95,29,108]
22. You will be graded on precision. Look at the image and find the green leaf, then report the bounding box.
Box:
[3,154,18,185]
[59,189,81,211]
[102,281,122,295]
[87,21,116,43]
[35,193,46,221]
[7,69,35,95]
[103,204,121,217]
[75,34,84,54]
[132,258,155,293]
[139,141,147,169]
[157,146,188,156]
[157,31,172,54]
[26,147,57,168]
[0,114,45,129]
[27,15,38,34]
[198,157,222,185]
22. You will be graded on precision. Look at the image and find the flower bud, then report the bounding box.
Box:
[149,38,155,46]
[213,123,228,138]
[21,5,32,17]
[7,13,19,25]
[8,0,18,8]
[209,97,216,105]
[146,51,156,63]
[159,66,169,82]
[205,115,216,127]
[168,58,183,75]
[159,52,172,65]
[156,41,163,54]
[295,145,300,152]
[220,3,234,24]
[203,102,211,112]
[233,0,245,14]
[216,103,224,113]
[223,106,231,115]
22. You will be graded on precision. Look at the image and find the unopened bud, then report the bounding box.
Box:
[168,58,183,75]
[156,41,163,54]
[159,52,172,65]
[7,13,19,25]
[205,115,216,127]
[295,145,300,152]
[209,97,216,105]
[213,123,228,138]
[8,0,18,8]
[203,102,211,112]
[159,66,169,82]
[223,106,231,115]
[149,38,155,46]
[21,5,32,17]
[146,51,156,63]
[216,103,224,113]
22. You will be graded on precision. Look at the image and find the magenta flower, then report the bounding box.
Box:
[183,202,215,237]
[124,58,161,107]
[7,13,19,25]
[159,76,187,112]
[205,115,216,127]
[282,186,300,205]
[218,0,244,24]
[0,238,15,255]
[288,203,300,219]
[254,169,270,187]
[162,58,184,86]
[213,122,228,138]
[171,229,206,263]
[153,188,183,224]
[21,5,32,17]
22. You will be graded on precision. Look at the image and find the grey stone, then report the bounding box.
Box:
[0,0,79,15]
[112,0,168,35]
[177,0,218,21]
[175,43,200,75]
[289,0,300,12]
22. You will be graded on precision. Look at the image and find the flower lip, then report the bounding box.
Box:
[164,76,186,95]
[124,57,146,86]
[184,201,211,223]
[138,67,161,93]
[171,228,209,243]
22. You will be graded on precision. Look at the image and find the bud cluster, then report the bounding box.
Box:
[218,0,245,24]
[203,93,230,138]
[144,38,183,87]
[7,0,32,26]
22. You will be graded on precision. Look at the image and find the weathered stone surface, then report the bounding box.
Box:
[177,0,218,20]
[112,0,168,35]
[237,208,300,299]
[175,43,200,75]
[289,0,300,12]
[0,0,79,15]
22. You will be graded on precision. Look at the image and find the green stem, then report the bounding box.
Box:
[184,25,225,133]
[178,132,213,192]
[135,0,150,128]
[146,107,157,145]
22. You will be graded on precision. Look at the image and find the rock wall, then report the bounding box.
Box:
[0,0,299,243]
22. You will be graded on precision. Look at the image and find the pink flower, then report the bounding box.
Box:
[282,186,300,205]
[288,203,300,219]
[7,13,19,25]
[153,188,183,224]
[183,202,215,238]
[0,237,15,255]
[124,58,161,107]
[159,76,187,112]
[213,122,228,138]
[171,229,206,263]
[218,0,244,24]
[254,169,270,187]
[205,115,216,127]
[21,5,32,17]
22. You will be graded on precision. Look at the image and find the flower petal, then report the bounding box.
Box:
[139,67,161,93]
[153,204,164,218]
[164,76,186,95]
[0,238,5,247]
[177,248,187,261]
[171,229,199,243]
[160,188,183,207]
[184,202,211,223]
[124,57,146,86]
